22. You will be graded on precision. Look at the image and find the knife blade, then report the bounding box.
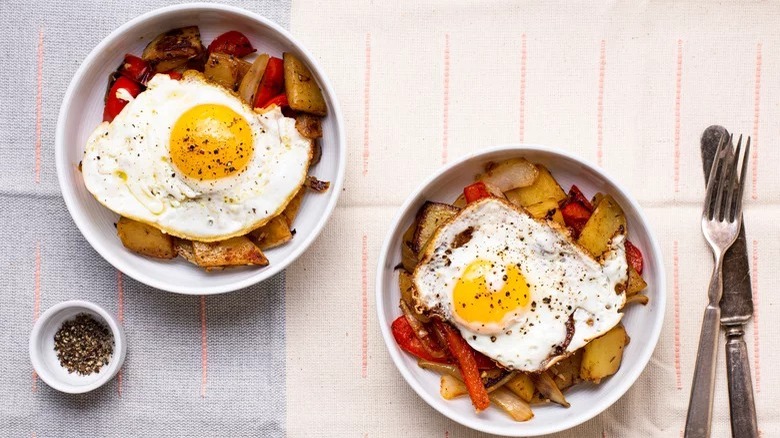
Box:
[700,125,758,438]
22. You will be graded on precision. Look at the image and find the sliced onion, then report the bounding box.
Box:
[477,158,539,192]
[237,53,269,105]
[489,387,534,421]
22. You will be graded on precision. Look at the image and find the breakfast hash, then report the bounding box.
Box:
[392,158,648,421]
[81,26,330,270]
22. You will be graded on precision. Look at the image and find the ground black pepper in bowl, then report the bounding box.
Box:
[53,313,114,375]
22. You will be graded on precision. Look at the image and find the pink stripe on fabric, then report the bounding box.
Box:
[519,34,527,143]
[441,33,450,165]
[674,40,683,193]
[445,431,449,438]
[200,295,208,397]
[751,240,761,392]
[596,40,606,166]
[32,242,41,391]
[361,234,369,378]
[35,29,43,184]
[602,430,607,438]
[673,241,682,389]
[362,33,372,176]
[116,271,124,397]
[751,43,762,200]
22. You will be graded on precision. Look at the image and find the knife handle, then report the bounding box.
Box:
[725,326,759,438]
[685,305,720,438]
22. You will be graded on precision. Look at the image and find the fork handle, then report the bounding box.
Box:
[685,305,721,438]
[725,326,759,438]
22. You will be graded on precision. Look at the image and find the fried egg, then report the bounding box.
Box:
[82,71,312,241]
[413,198,628,372]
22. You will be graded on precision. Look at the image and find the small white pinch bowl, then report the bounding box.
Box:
[30,300,126,394]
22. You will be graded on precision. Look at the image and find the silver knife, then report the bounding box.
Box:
[701,126,758,438]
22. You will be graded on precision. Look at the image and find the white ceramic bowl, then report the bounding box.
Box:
[30,300,126,394]
[55,3,345,294]
[376,145,666,436]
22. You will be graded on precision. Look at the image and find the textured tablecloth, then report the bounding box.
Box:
[1,1,779,437]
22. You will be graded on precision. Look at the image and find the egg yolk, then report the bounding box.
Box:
[453,260,530,327]
[170,104,253,180]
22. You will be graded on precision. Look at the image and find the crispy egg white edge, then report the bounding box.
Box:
[411,197,628,372]
[82,71,313,242]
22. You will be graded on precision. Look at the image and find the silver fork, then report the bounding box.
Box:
[685,134,750,438]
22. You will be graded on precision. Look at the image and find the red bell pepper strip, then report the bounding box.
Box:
[472,349,498,370]
[253,57,285,109]
[560,201,592,237]
[117,54,150,85]
[103,76,143,122]
[432,320,490,411]
[625,240,644,274]
[208,31,257,58]
[263,93,289,109]
[463,182,492,204]
[392,316,450,363]
[568,185,594,212]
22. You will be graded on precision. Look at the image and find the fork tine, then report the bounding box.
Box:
[723,139,742,222]
[703,134,728,220]
[733,137,751,221]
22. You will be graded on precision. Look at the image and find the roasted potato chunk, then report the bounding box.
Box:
[411,202,460,254]
[248,216,293,250]
[116,217,176,259]
[142,26,204,72]
[548,350,583,391]
[204,52,243,90]
[626,264,648,295]
[577,194,627,257]
[192,236,268,267]
[282,188,305,226]
[283,52,327,116]
[524,197,565,226]
[580,324,629,383]
[505,165,566,207]
[295,113,323,139]
[504,373,535,402]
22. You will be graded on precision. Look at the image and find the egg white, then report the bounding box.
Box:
[81,72,312,241]
[413,198,628,372]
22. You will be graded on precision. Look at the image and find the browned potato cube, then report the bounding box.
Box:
[626,264,648,295]
[142,26,204,72]
[524,197,565,226]
[116,217,176,259]
[580,324,629,383]
[192,236,268,267]
[248,216,293,250]
[577,194,627,257]
[505,165,566,207]
[411,202,460,254]
[204,52,242,90]
[282,189,305,227]
[283,52,327,116]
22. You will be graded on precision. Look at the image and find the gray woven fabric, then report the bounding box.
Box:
[0,1,291,436]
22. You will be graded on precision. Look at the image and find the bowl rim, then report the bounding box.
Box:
[54,2,346,294]
[374,143,666,436]
[29,300,127,394]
